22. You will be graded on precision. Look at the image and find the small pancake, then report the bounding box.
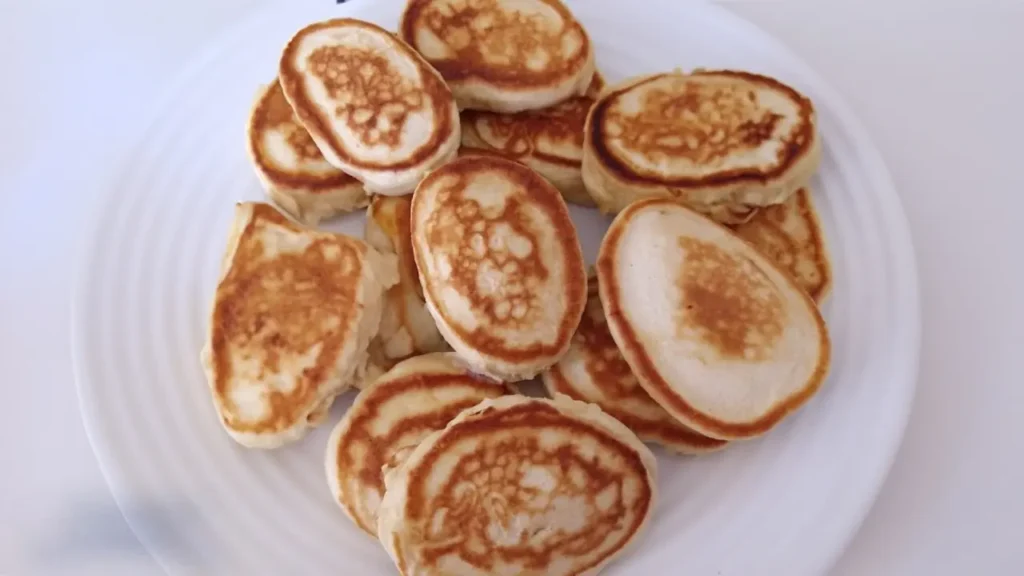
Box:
[543,273,728,454]
[460,74,605,206]
[596,198,831,441]
[325,353,508,535]
[246,79,368,225]
[583,70,821,224]
[399,0,596,112]
[279,18,460,195]
[410,155,587,381]
[731,188,832,303]
[200,203,399,448]
[377,395,656,576]
[364,195,448,375]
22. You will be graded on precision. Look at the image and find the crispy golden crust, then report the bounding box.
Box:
[596,198,831,439]
[544,275,727,453]
[279,18,457,172]
[247,79,361,191]
[589,70,815,187]
[411,155,586,372]
[209,203,367,436]
[399,0,592,90]
[731,188,832,303]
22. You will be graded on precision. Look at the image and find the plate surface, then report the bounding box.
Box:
[72,1,920,574]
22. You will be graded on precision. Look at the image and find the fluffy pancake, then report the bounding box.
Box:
[731,188,832,302]
[279,18,460,195]
[399,0,596,112]
[460,74,604,206]
[410,155,587,381]
[596,198,830,441]
[543,273,728,454]
[325,353,508,535]
[364,195,449,375]
[200,202,399,448]
[246,79,368,225]
[583,70,821,224]
[377,395,657,576]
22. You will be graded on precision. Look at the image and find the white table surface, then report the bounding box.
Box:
[2,0,1022,574]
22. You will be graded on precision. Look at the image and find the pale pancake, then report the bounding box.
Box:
[731,188,832,302]
[596,198,830,440]
[543,273,728,454]
[246,79,368,224]
[200,203,399,448]
[410,155,587,381]
[279,18,460,195]
[583,70,821,224]
[400,0,596,112]
[460,74,604,206]
[325,353,508,535]
[377,395,656,576]
[364,195,448,375]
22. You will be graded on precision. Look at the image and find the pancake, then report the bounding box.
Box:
[460,74,605,206]
[596,198,831,441]
[200,202,399,448]
[279,18,460,195]
[543,273,728,454]
[364,195,449,375]
[377,395,657,576]
[399,0,596,112]
[410,155,587,381]
[246,79,368,225]
[731,188,832,302]
[582,70,821,224]
[325,353,508,536]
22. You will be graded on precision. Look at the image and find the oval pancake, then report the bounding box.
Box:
[246,79,368,225]
[325,353,508,535]
[582,70,821,224]
[399,0,596,112]
[377,395,656,576]
[460,74,604,206]
[279,18,460,195]
[542,273,727,454]
[200,202,399,448]
[410,155,587,381]
[596,198,831,441]
[731,188,832,303]
[364,195,449,375]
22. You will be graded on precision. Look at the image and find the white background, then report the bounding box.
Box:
[1,0,1022,574]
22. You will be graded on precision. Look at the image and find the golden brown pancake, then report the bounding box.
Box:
[279,18,460,195]
[731,188,832,302]
[246,79,367,224]
[399,0,596,112]
[459,74,605,206]
[376,395,657,575]
[409,155,587,381]
[543,273,728,454]
[583,70,821,224]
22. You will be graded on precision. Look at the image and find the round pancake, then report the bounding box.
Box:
[325,353,507,535]
[246,79,368,224]
[410,155,587,381]
[543,273,727,454]
[279,18,460,195]
[731,188,832,303]
[377,395,656,576]
[596,198,831,441]
[365,195,448,374]
[399,0,596,112]
[460,74,605,206]
[582,70,821,224]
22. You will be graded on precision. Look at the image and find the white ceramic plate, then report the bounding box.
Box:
[72,1,920,574]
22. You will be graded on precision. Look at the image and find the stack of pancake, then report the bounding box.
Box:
[202,0,834,573]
